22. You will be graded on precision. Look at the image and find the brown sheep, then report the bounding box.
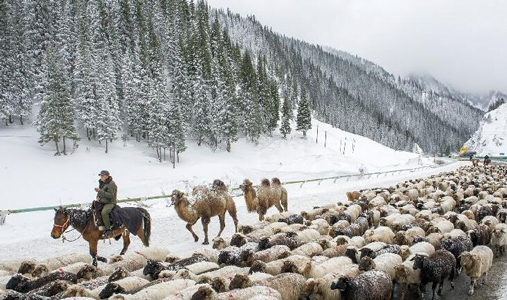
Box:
[346,191,361,202]
[170,183,238,245]
[240,179,285,221]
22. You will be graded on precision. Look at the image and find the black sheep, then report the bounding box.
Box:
[6,271,77,293]
[468,224,491,246]
[475,206,493,222]
[411,250,456,300]
[334,216,369,238]
[143,254,208,280]
[441,236,473,273]
[279,214,304,225]
[257,232,300,250]
[330,270,393,300]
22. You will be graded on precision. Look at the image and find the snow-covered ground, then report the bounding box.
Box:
[466,103,507,156]
[0,117,448,261]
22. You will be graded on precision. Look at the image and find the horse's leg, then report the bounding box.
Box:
[120,230,131,255]
[89,239,98,267]
[201,217,211,245]
[217,213,226,237]
[186,221,199,242]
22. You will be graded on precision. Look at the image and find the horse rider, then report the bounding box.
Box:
[484,155,491,166]
[94,170,117,238]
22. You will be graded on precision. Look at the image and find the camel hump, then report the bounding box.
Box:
[261,178,270,187]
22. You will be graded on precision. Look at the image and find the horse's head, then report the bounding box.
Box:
[51,206,70,239]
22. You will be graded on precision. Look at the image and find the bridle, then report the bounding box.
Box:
[53,214,71,233]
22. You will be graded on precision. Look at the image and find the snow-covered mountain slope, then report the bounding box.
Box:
[465,103,507,155]
[0,117,431,211]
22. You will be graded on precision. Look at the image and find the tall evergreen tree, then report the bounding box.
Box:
[35,44,78,155]
[296,90,312,137]
[280,96,291,139]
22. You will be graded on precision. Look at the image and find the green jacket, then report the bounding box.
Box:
[98,177,117,204]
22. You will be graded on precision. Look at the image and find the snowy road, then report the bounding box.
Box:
[1,162,463,262]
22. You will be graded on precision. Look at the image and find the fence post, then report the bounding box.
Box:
[324,131,327,147]
[0,210,7,225]
[316,125,319,144]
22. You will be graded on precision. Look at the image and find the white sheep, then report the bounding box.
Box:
[238,222,270,235]
[193,248,220,263]
[190,285,282,300]
[361,253,402,280]
[308,219,330,235]
[109,279,196,300]
[390,214,416,230]
[265,212,294,223]
[490,223,507,256]
[0,259,26,274]
[400,242,435,260]
[250,255,311,276]
[443,229,467,239]
[99,276,150,298]
[302,264,360,300]
[364,226,395,244]
[305,256,353,278]
[63,284,106,299]
[185,261,220,275]
[34,253,90,272]
[296,229,321,243]
[460,246,494,295]
[162,283,212,300]
[278,224,306,233]
[291,242,323,257]
[394,254,421,300]
[428,220,454,234]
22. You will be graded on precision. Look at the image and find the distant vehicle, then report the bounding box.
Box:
[458,151,477,160]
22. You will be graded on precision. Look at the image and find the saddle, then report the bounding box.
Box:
[92,201,121,231]
[92,201,146,236]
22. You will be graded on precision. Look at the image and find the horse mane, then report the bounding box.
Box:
[66,208,92,231]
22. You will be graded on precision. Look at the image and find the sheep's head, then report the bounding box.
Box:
[17,261,36,275]
[467,230,477,245]
[358,256,375,272]
[165,254,181,263]
[399,246,411,261]
[394,264,409,280]
[211,277,227,293]
[330,276,352,291]
[99,282,125,299]
[301,278,319,297]
[271,177,281,185]
[238,224,254,235]
[249,260,266,274]
[281,260,300,274]
[212,237,228,250]
[170,190,186,207]
[108,267,129,282]
[217,250,233,266]
[335,236,349,246]
[62,285,88,298]
[32,263,49,278]
[411,254,428,270]
[240,249,255,267]
[47,280,69,296]
[258,237,271,251]
[5,274,30,292]
[229,273,250,290]
[346,247,359,263]
[394,231,407,245]
[459,252,475,269]
[76,264,97,281]
[143,260,164,280]
[191,285,215,300]
[230,233,247,247]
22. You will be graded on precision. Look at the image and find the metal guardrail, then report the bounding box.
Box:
[5,164,447,216]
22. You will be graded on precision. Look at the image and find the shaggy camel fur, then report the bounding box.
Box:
[272,178,288,211]
[240,178,287,221]
[171,181,238,245]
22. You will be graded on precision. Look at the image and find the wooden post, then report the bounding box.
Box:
[173,144,176,169]
[324,131,327,147]
[0,210,7,225]
[316,125,319,144]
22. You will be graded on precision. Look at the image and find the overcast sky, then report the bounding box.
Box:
[207,0,507,94]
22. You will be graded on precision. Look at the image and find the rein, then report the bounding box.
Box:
[54,212,88,243]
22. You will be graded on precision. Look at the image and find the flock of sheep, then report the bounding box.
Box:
[2,163,507,300]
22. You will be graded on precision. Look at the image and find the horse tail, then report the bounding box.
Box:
[138,208,151,247]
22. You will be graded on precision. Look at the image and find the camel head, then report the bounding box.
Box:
[239,179,253,192]
[170,190,187,207]
[212,179,228,192]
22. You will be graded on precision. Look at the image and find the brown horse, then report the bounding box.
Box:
[51,206,151,266]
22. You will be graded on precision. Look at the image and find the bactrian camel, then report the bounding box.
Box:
[170,180,238,245]
[240,178,289,221]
